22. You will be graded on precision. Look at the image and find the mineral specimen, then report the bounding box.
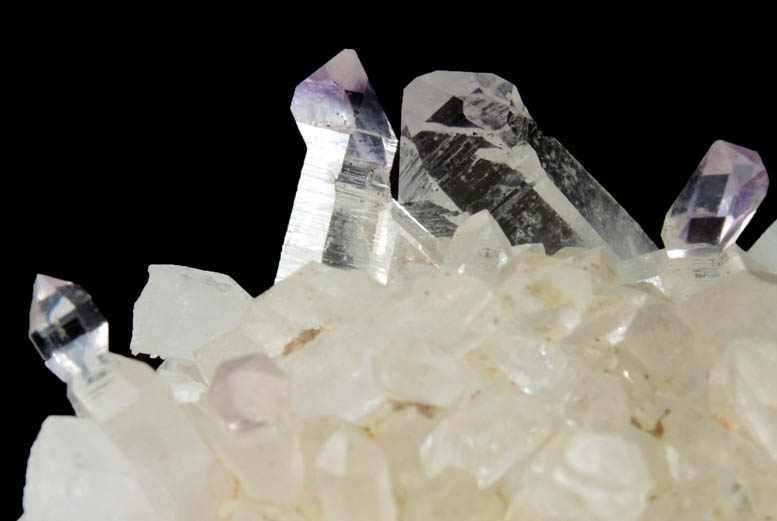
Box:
[399,71,657,259]
[276,49,398,283]
[20,50,777,521]
[662,140,769,255]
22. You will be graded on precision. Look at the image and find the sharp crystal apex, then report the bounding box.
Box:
[28,275,108,379]
[662,140,769,254]
[399,70,657,259]
[277,49,399,283]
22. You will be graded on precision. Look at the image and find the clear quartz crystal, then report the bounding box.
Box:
[399,71,656,259]
[277,49,398,283]
[662,140,769,254]
[28,274,108,382]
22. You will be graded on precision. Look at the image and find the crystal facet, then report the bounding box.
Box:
[29,274,108,382]
[207,353,290,431]
[315,429,397,521]
[276,49,398,282]
[749,219,776,272]
[197,354,304,504]
[131,265,251,360]
[399,71,657,259]
[662,140,769,253]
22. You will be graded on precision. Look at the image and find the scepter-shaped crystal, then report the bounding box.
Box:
[662,140,769,253]
[28,274,108,382]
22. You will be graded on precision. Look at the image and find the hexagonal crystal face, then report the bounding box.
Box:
[28,274,108,381]
[662,140,769,253]
[206,354,290,431]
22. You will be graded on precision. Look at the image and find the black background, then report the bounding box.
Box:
[8,15,776,518]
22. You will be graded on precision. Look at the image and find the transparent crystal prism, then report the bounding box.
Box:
[276,49,398,282]
[399,71,656,259]
[662,140,769,254]
[28,274,108,382]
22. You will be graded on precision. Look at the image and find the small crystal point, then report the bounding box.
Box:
[29,274,108,381]
[662,140,769,253]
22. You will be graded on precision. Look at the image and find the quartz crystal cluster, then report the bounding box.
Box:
[21,50,776,521]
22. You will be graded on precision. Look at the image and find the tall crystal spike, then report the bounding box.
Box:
[276,49,398,282]
[399,72,657,259]
[662,140,769,253]
[29,274,108,382]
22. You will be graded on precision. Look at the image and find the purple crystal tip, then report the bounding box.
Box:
[661,140,769,252]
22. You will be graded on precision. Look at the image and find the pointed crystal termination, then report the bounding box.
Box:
[662,140,769,253]
[399,72,657,259]
[749,219,776,272]
[29,274,108,382]
[276,49,398,282]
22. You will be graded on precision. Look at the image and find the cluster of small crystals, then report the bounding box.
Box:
[21,49,777,521]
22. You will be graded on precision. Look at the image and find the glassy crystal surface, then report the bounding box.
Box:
[662,140,769,253]
[442,210,512,279]
[277,49,398,282]
[749,219,776,272]
[29,274,108,382]
[399,71,656,259]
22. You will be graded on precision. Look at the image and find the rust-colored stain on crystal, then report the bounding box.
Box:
[631,408,671,438]
[282,327,324,357]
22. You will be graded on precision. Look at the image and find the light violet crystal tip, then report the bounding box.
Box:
[662,140,769,253]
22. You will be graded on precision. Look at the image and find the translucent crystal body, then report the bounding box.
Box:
[28,274,108,382]
[197,354,303,504]
[399,71,656,259]
[749,219,776,272]
[662,140,769,253]
[276,49,398,282]
[131,265,251,360]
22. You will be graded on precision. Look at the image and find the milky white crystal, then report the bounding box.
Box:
[24,416,175,521]
[131,265,251,360]
[23,232,777,521]
[749,219,776,272]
